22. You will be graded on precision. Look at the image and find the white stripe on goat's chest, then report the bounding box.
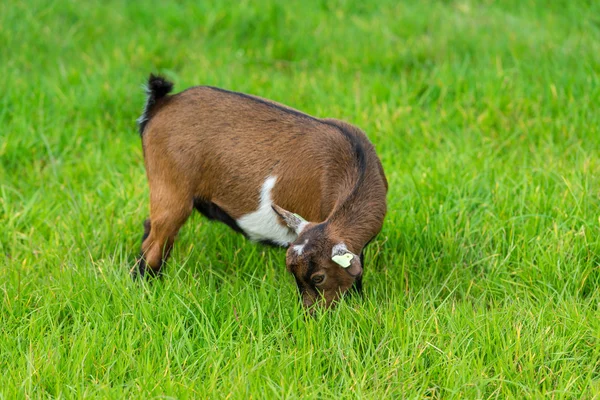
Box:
[236,176,298,246]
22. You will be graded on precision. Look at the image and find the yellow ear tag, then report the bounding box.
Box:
[332,253,353,268]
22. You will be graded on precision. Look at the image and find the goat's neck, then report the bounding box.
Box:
[326,183,386,253]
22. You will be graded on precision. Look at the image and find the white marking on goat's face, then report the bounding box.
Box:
[292,239,309,256]
[237,176,298,246]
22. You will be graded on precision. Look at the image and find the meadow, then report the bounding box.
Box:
[1,0,600,398]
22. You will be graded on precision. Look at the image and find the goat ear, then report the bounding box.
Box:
[332,244,362,277]
[272,204,308,234]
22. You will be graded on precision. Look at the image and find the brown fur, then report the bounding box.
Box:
[136,76,388,309]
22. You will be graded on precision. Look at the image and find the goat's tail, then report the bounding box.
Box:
[137,74,174,135]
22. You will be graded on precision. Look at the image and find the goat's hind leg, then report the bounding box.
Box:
[134,185,193,279]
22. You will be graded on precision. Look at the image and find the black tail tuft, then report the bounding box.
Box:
[138,74,174,135]
[147,74,174,99]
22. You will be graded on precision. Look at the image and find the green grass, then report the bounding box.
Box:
[2,0,600,398]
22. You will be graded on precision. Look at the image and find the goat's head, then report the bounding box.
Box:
[272,204,362,310]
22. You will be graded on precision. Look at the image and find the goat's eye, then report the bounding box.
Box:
[311,274,325,285]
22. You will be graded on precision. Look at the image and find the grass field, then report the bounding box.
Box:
[2,0,600,398]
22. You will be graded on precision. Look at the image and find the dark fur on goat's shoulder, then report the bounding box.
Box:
[194,198,288,248]
[138,74,174,135]
[193,198,245,234]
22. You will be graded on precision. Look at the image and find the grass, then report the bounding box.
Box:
[1,0,600,397]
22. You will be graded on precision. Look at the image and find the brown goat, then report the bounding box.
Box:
[135,74,388,309]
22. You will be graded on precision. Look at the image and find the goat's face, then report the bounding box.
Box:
[272,205,363,309]
[272,204,363,310]
[285,225,362,309]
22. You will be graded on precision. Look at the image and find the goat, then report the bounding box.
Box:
[135,74,388,309]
